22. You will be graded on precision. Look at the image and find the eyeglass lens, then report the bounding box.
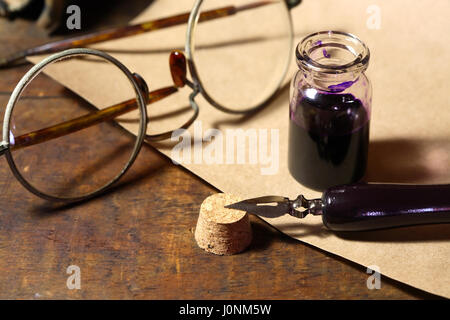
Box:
[191,0,292,111]
[7,54,143,199]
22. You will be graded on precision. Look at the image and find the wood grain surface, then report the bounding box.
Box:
[0,3,437,299]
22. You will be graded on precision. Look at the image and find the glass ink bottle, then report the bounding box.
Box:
[288,31,372,190]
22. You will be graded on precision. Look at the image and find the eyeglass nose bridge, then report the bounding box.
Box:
[143,51,199,142]
[144,86,200,142]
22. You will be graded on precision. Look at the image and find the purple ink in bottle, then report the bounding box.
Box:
[289,31,372,190]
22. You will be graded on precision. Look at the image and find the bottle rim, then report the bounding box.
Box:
[296,31,370,75]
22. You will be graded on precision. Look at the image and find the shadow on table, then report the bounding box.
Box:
[247,217,332,254]
[29,144,169,216]
[269,222,331,239]
[335,224,450,243]
[257,218,450,243]
[366,138,450,184]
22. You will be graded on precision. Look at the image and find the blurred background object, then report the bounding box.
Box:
[0,0,69,32]
[0,0,154,34]
[36,0,68,32]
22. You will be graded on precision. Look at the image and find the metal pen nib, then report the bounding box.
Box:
[226,184,450,231]
[225,195,323,219]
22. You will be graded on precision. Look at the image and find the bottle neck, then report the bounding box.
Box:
[296,31,370,93]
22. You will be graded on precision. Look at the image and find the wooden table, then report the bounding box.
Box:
[0,4,435,299]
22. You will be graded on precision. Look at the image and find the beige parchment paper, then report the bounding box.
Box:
[29,0,450,297]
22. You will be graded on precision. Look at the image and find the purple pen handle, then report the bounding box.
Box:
[321,184,450,231]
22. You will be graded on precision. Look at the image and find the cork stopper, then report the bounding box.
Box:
[195,193,252,255]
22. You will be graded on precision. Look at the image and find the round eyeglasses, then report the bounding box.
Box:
[1,0,301,202]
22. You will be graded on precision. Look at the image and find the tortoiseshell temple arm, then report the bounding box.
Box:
[6,50,188,151]
[9,86,177,151]
[0,1,288,67]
